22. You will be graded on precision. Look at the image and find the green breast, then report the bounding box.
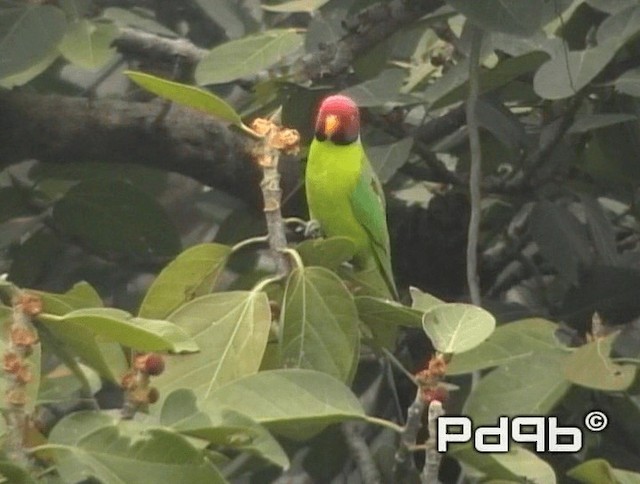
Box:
[305,138,370,260]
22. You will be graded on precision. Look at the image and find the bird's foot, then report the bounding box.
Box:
[304,219,322,239]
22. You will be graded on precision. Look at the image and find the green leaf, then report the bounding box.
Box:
[139,243,231,319]
[202,369,365,439]
[596,5,640,48]
[448,318,561,375]
[410,286,445,313]
[262,0,331,12]
[35,291,127,381]
[464,351,571,425]
[341,69,407,107]
[569,113,638,134]
[563,332,636,391]
[193,0,248,39]
[0,5,66,80]
[533,41,618,100]
[580,195,620,266]
[366,138,414,184]
[152,291,271,403]
[125,71,245,127]
[568,458,640,484]
[422,303,496,354]
[445,0,545,36]
[0,48,58,88]
[53,179,181,258]
[615,67,640,97]
[59,19,118,69]
[529,200,592,284]
[161,389,289,469]
[431,51,548,109]
[46,411,226,484]
[453,445,557,483]
[0,461,37,484]
[39,308,198,353]
[296,237,356,271]
[195,29,303,85]
[355,296,422,348]
[62,281,103,308]
[280,267,360,382]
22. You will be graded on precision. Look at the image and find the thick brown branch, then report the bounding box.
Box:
[0,91,263,207]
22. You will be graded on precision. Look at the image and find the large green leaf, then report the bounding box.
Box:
[446,0,547,36]
[596,5,640,48]
[38,308,198,353]
[202,369,365,439]
[615,67,640,97]
[58,19,118,69]
[355,296,422,348]
[0,461,36,484]
[280,267,359,382]
[341,69,407,107]
[126,71,245,127]
[139,243,231,319]
[295,237,355,271]
[161,389,289,469]
[152,291,271,403]
[422,303,496,354]
[431,51,548,109]
[463,350,571,425]
[52,179,181,258]
[45,411,225,484]
[447,318,561,375]
[533,41,618,100]
[563,332,636,391]
[453,445,557,483]
[36,290,127,381]
[0,4,66,80]
[568,459,640,484]
[410,286,445,313]
[262,0,331,12]
[195,29,303,85]
[569,113,638,134]
[366,138,414,184]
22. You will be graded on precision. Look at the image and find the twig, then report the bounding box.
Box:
[422,400,445,484]
[3,291,41,468]
[465,26,484,307]
[249,115,301,275]
[394,388,424,478]
[342,422,383,484]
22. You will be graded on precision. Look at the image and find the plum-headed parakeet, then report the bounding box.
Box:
[305,94,398,300]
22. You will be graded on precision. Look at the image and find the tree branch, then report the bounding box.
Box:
[0,90,265,207]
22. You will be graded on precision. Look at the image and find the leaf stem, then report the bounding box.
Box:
[364,415,404,434]
[231,235,270,253]
[280,248,304,271]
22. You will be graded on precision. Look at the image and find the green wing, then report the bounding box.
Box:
[349,153,398,299]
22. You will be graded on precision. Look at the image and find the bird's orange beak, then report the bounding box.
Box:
[324,114,339,137]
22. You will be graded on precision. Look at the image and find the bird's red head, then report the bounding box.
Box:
[314,94,360,145]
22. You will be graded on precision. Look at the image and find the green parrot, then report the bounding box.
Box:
[305,94,398,300]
